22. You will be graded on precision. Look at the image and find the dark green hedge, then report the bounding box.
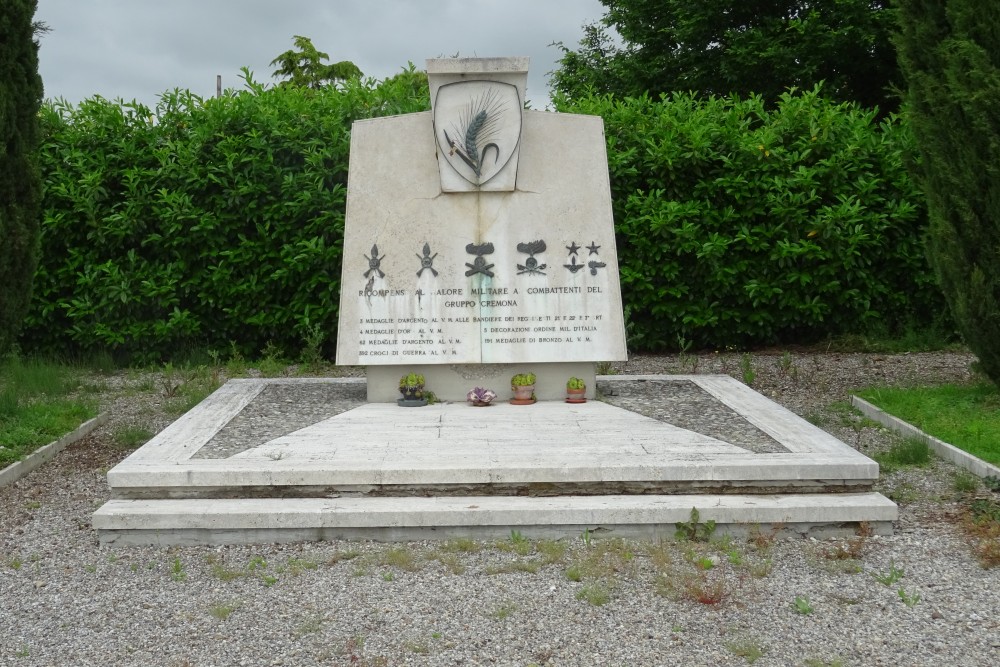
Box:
[24,70,429,361]
[24,78,945,360]
[559,87,945,350]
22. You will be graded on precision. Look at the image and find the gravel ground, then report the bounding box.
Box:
[1,350,998,667]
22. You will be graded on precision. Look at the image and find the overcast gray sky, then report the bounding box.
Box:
[34,0,607,109]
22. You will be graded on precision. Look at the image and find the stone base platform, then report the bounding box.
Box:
[93,375,896,544]
[94,494,897,546]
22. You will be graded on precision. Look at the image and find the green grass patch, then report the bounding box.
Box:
[822,323,963,354]
[873,439,931,475]
[858,383,1000,466]
[111,425,153,450]
[0,357,97,467]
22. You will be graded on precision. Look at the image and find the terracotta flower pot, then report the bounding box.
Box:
[566,387,586,403]
[510,384,536,405]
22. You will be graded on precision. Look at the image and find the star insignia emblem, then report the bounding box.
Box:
[587,242,601,255]
[566,242,581,256]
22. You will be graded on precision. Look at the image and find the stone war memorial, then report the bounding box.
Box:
[93,58,896,545]
[337,57,627,401]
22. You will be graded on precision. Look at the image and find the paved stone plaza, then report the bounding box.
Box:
[94,375,895,544]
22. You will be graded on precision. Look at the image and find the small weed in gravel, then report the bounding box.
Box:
[747,522,782,551]
[327,549,361,564]
[775,351,799,380]
[564,538,637,582]
[674,508,716,542]
[404,640,429,655]
[210,562,247,582]
[725,637,766,664]
[740,353,756,386]
[871,560,905,586]
[595,360,615,375]
[440,537,480,553]
[820,522,872,561]
[808,535,864,574]
[489,603,517,620]
[962,497,1000,568]
[379,547,420,572]
[883,480,923,504]
[294,614,323,637]
[805,411,829,427]
[426,551,465,574]
[208,601,238,620]
[682,571,729,605]
[953,470,979,493]
[749,558,773,578]
[898,587,921,607]
[111,425,153,449]
[792,595,814,615]
[575,582,611,606]
[657,569,730,605]
[646,539,673,571]
[280,556,318,576]
[536,539,568,564]
[500,529,532,556]
[170,557,186,581]
[686,550,717,571]
[338,636,388,667]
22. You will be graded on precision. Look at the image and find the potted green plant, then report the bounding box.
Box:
[566,376,586,403]
[398,372,427,407]
[510,372,536,405]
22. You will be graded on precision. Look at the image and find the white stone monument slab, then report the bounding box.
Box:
[336,58,628,374]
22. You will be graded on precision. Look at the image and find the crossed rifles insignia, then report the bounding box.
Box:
[465,242,495,278]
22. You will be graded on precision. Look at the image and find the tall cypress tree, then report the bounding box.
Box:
[895,0,1000,385]
[0,0,44,355]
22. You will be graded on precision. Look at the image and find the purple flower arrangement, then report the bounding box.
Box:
[466,387,497,406]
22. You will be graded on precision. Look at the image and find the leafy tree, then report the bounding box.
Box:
[0,0,44,354]
[551,0,901,112]
[270,35,362,89]
[895,0,1000,385]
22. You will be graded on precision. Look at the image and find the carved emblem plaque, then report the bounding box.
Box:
[434,81,522,190]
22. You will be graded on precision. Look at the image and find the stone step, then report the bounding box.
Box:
[108,459,876,499]
[93,493,897,545]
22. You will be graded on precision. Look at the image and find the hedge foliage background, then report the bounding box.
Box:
[559,87,945,350]
[23,76,945,361]
[24,69,429,362]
